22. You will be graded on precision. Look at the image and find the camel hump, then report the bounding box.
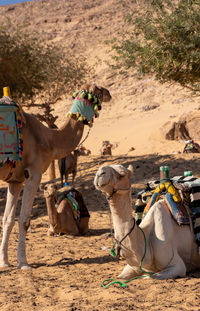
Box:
[57,188,90,219]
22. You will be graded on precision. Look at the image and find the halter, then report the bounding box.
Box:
[106,185,135,257]
[111,218,136,258]
[106,186,130,201]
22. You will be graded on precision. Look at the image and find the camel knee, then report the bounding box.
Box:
[118,264,141,279]
[2,214,15,230]
[152,259,186,280]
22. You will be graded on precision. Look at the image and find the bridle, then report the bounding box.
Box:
[105,185,136,257]
[106,186,130,201]
[112,218,136,258]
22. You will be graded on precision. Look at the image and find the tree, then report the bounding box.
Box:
[0,26,89,180]
[0,26,89,110]
[111,0,200,92]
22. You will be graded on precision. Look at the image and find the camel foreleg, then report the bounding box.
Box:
[151,254,186,280]
[17,172,41,269]
[117,264,142,280]
[0,182,23,267]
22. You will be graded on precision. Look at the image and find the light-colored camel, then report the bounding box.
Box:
[94,164,200,280]
[0,83,111,269]
[43,183,89,236]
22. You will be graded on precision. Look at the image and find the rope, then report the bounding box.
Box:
[77,128,91,148]
[102,225,153,288]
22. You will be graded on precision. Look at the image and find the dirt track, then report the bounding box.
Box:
[0,154,200,311]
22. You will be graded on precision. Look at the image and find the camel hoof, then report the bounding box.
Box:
[47,230,54,236]
[18,264,32,270]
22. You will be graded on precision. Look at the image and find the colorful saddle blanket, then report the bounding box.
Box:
[56,187,90,227]
[0,96,23,167]
[135,175,200,250]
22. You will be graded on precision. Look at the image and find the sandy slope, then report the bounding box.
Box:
[0,0,200,310]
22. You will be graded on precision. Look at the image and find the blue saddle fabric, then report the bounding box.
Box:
[0,97,23,167]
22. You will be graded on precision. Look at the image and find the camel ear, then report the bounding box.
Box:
[111,165,127,177]
[127,165,133,178]
[39,184,45,191]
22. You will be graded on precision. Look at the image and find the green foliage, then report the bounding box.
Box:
[0,26,88,106]
[111,0,200,92]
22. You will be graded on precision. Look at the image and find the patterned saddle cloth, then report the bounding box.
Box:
[56,186,90,227]
[0,96,23,168]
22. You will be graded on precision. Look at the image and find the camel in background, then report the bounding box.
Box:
[43,183,90,236]
[94,164,200,279]
[58,148,83,187]
[58,145,92,187]
[0,83,111,269]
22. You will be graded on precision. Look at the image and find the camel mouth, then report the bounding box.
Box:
[97,181,107,188]
[94,176,109,190]
[103,96,112,102]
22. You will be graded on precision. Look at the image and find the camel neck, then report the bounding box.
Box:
[51,116,84,159]
[46,196,60,228]
[109,193,145,264]
[109,193,134,238]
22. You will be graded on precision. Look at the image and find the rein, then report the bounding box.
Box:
[102,224,153,288]
[77,127,91,148]
[110,218,136,257]
[103,186,153,288]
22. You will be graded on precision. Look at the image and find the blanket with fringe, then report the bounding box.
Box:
[0,96,23,168]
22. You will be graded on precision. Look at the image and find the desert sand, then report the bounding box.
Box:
[0,0,200,310]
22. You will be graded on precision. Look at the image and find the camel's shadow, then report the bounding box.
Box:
[32,254,118,269]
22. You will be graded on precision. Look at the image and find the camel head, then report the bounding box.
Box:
[43,183,57,198]
[80,83,112,102]
[94,164,133,197]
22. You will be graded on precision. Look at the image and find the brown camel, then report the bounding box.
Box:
[43,183,90,236]
[0,83,111,269]
[58,149,82,187]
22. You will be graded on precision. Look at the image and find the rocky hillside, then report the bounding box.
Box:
[1,0,200,156]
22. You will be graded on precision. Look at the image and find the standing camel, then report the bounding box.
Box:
[94,164,200,279]
[0,83,111,269]
[58,149,81,187]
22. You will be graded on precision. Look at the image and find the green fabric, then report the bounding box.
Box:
[69,93,96,121]
[0,98,23,166]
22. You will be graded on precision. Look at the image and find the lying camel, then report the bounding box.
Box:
[43,183,90,236]
[77,146,91,156]
[94,164,200,280]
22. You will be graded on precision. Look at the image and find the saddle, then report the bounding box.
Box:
[135,175,200,249]
[0,96,24,169]
[56,186,90,227]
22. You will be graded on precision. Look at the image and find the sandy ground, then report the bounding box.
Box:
[0,0,200,310]
[0,154,200,311]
